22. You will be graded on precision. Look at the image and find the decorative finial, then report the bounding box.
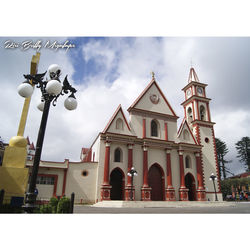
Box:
[151,71,155,79]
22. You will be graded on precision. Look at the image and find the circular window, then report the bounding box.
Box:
[82,170,88,177]
[205,137,209,143]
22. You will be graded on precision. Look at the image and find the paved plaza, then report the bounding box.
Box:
[74,201,250,213]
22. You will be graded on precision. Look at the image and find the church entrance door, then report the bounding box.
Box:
[110,168,124,200]
[148,164,164,201]
[185,173,196,201]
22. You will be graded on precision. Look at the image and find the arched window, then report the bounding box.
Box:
[187,107,193,122]
[183,129,189,140]
[114,148,122,162]
[151,120,158,137]
[185,156,191,169]
[116,118,123,130]
[200,105,206,121]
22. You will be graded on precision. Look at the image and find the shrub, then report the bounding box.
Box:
[57,196,70,213]
[40,204,52,213]
[49,197,59,213]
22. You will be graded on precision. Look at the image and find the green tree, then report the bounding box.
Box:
[215,138,232,179]
[235,137,250,171]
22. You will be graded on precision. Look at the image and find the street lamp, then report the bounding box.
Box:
[19,64,77,213]
[127,167,138,201]
[209,173,218,201]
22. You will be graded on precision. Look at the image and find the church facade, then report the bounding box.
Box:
[26,68,222,203]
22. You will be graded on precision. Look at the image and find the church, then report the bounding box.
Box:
[26,67,222,203]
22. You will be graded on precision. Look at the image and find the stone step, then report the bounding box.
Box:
[92,201,235,208]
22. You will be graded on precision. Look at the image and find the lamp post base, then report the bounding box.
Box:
[23,192,38,213]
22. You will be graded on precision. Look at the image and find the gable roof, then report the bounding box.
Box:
[127,78,177,117]
[177,118,198,145]
[102,104,131,134]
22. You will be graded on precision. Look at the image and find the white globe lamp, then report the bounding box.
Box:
[37,101,45,111]
[64,96,77,110]
[48,64,61,78]
[45,80,62,96]
[17,81,34,98]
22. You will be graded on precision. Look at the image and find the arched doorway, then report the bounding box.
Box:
[148,164,165,201]
[110,168,124,200]
[185,173,196,201]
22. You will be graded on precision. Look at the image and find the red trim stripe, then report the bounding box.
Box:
[165,122,168,141]
[143,119,146,138]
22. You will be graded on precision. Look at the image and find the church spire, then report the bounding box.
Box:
[188,67,200,83]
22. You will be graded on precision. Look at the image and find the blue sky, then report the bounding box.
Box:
[69,37,103,83]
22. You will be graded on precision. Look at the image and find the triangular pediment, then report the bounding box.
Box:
[103,105,132,135]
[177,119,198,145]
[128,79,177,117]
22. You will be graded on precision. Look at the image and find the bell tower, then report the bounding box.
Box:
[181,67,222,201]
[182,67,212,128]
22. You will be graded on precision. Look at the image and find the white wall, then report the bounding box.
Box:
[65,162,98,204]
[199,126,220,193]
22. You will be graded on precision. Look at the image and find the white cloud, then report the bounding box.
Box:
[82,40,116,73]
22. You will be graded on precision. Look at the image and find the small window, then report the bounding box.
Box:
[185,156,191,169]
[200,105,206,121]
[205,137,209,143]
[114,148,122,162]
[187,107,193,122]
[151,120,158,137]
[35,176,55,185]
[82,170,88,177]
[116,118,123,130]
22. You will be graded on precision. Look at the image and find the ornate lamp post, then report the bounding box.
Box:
[127,167,137,201]
[209,173,218,201]
[18,64,77,213]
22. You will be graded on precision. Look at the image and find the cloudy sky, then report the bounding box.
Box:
[1,37,249,175]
